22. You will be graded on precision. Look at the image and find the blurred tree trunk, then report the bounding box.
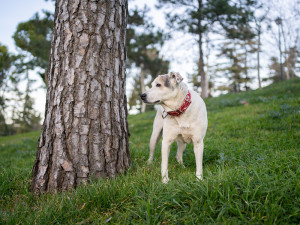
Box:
[257,26,262,89]
[204,32,212,97]
[280,24,290,80]
[198,0,208,99]
[31,0,131,194]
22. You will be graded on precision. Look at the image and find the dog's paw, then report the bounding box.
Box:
[178,162,185,168]
[162,177,170,184]
[196,175,203,181]
[147,158,153,165]
[175,155,183,164]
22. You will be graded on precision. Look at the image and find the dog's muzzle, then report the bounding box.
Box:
[140,93,160,104]
[140,93,147,102]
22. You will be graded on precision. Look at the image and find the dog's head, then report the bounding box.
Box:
[140,72,184,104]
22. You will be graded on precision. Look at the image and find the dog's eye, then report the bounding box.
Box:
[156,83,161,87]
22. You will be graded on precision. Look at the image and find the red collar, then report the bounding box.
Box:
[166,91,192,117]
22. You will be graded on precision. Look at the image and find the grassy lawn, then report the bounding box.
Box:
[0,79,299,224]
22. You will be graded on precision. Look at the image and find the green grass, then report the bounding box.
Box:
[1,79,300,224]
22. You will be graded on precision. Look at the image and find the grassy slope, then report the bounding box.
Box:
[0,79,299,224]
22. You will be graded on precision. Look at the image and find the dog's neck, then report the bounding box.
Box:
[161,83,188,112]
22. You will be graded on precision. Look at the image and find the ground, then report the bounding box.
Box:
[0,78,299,224]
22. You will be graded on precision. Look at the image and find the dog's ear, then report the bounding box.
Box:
[169,72,183,84]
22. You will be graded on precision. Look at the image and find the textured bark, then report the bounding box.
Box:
[31,0,131,194]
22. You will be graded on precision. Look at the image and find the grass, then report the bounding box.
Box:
[1,79,300,224]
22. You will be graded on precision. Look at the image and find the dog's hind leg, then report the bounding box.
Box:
[176,139,186,165]
[148,109,163,164]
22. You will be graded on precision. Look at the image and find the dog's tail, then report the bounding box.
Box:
[148,107,163,163]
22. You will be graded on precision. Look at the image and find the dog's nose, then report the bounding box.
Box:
[140,93,147,100]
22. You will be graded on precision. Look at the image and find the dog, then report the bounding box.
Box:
[140,72,208,183]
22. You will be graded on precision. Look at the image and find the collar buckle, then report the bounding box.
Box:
[162,110,168,119]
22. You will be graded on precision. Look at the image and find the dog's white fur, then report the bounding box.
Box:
[141,72,208,183]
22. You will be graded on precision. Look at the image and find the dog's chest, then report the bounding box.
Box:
[178,126,192,143]
[174,118,193,143]
[178,131,192,144]
[176,118,190,129]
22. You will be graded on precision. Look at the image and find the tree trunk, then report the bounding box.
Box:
[244,44,249,91]
[31,0,131,194]
[198,0,208,99]
[205,32,211,97]
[257,26,262,89]
[280,22,290,80]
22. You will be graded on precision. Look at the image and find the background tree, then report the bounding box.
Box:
[217,38,256,92]
[127,5,169,112]
[268,56,282,82]
[0,43,42,136]
[157,0,210,98]
[128,49,169,112]
[11,70,41,134]
[31,0,131,194]
[0,44,16,135]
[263,0,300,83]
[13,11,53,84]
[216,0,257,92]
[157,0,258,98]
[284,47,300,79]
[267,47,299,82]
[253,2,269,89]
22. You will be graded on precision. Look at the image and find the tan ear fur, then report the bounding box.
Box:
[169,72,183,83]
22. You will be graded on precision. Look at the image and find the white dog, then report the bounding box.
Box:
[140,72,208,183]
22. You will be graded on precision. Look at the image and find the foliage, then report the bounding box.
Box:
[217,38,257,92]
[213,0,258,92]
[0,44,15,87]
[128,48,170,112]
[13,11,54,83]
[157,0,258,96]
[0,44,41,136]
[0,78,299,224]
[127,6,169,112]
[267,47,300,83]
[10,73,41,134]
[0,44,17,136]
[127,6,166,67]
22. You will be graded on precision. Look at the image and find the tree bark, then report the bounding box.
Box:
[31,0,131,194]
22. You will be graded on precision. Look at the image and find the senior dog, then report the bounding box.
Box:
[140,72,208,183]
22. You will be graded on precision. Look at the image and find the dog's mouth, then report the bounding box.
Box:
[143,100,160,104]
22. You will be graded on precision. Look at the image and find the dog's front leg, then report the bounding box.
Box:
[148,128,162,164]
[148,109,163,164]
[193,139,204,180]
[161,139,171,183]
